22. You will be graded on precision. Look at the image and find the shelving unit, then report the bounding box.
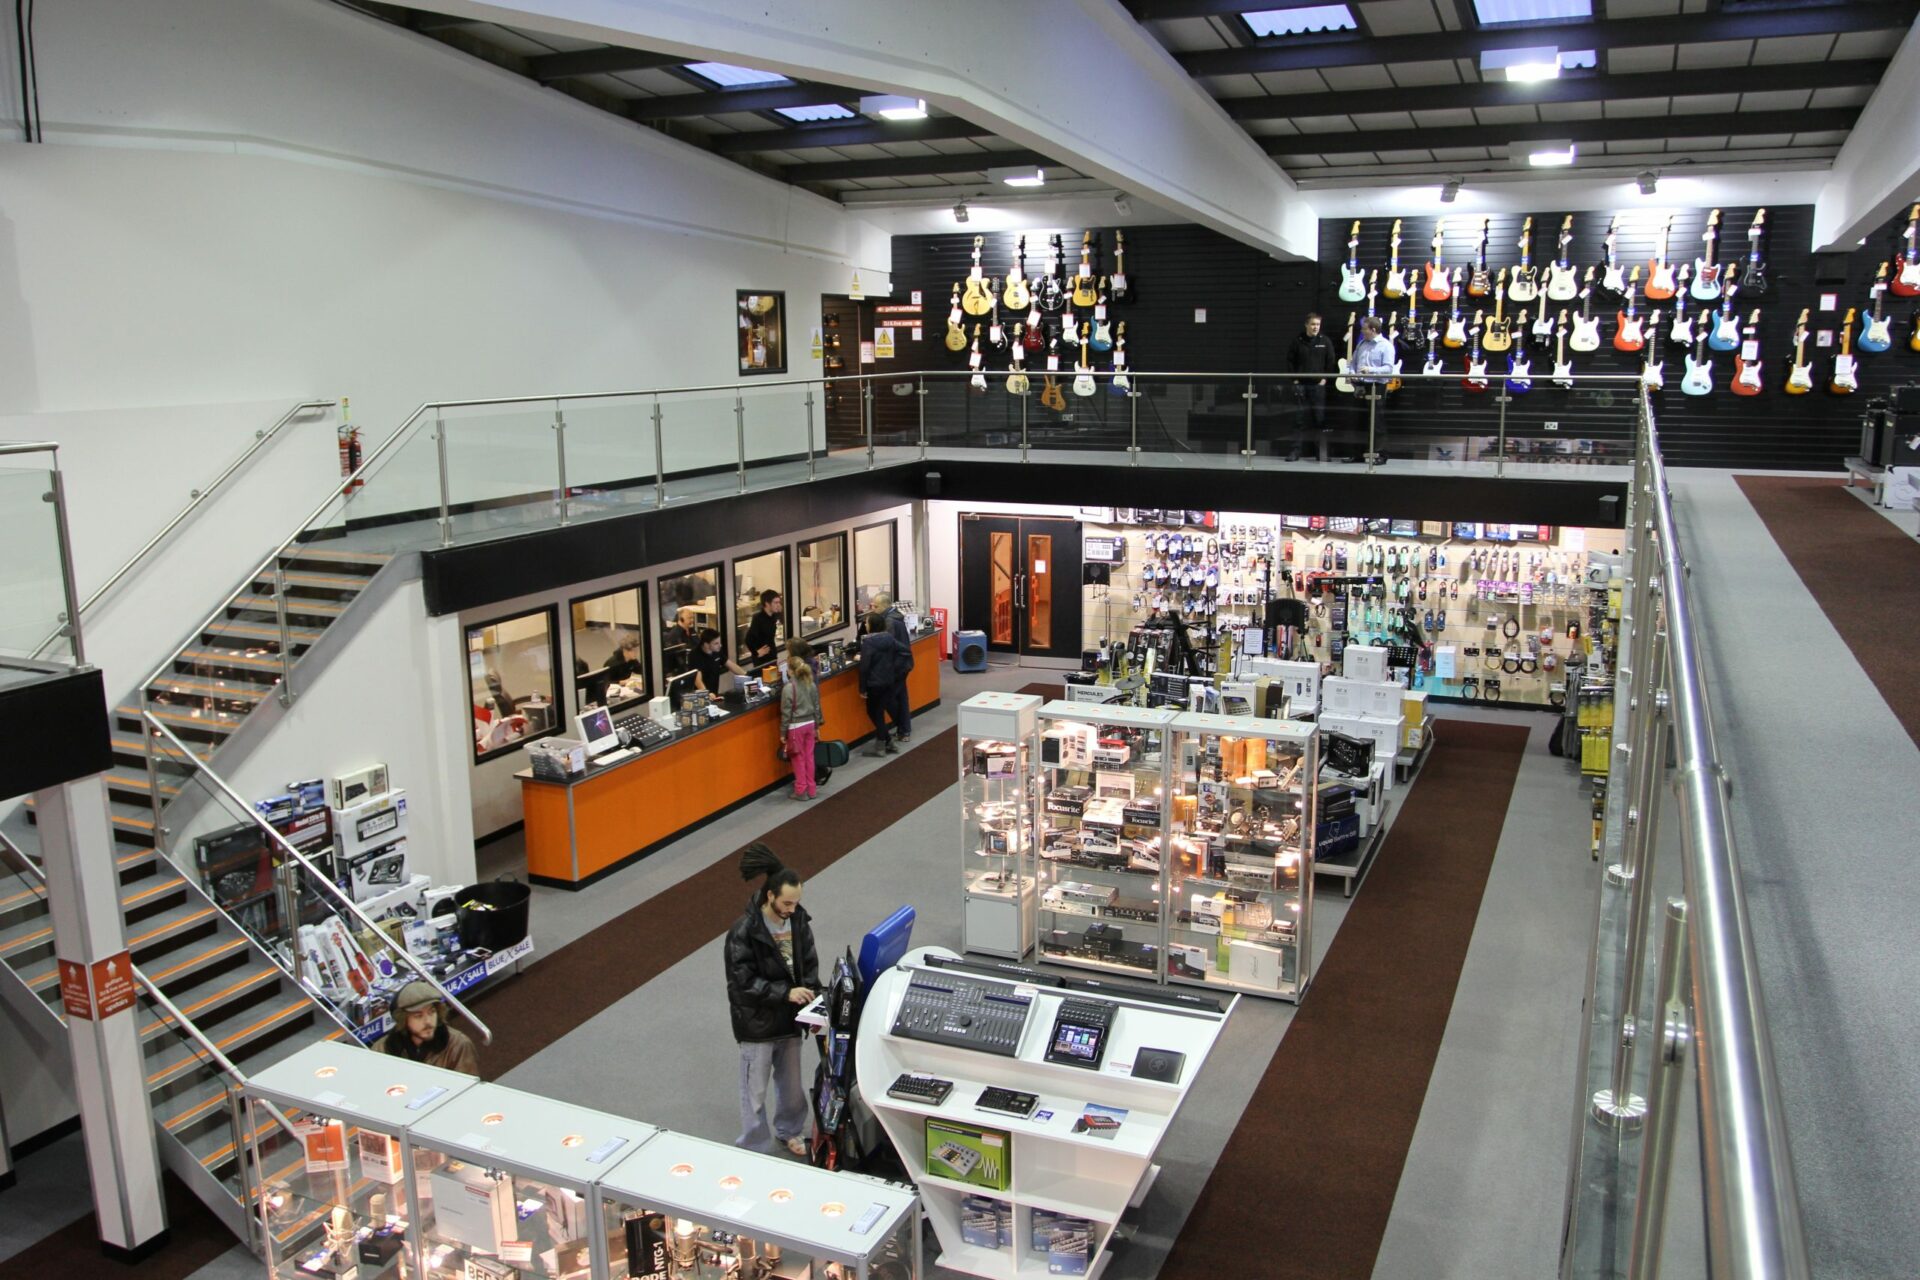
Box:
[1165,712,1317,1001]
[959,692,1043,960]
[857,947,1234,1280]
[1033,703,1178,983]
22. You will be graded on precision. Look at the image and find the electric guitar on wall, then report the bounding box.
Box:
[946,283,968,351]
[1690,209,1723,302]
[1669,268,1696,346]
[1038,236,1067,314]
[1023,303,1044,352]
[1422,223,1452,302]
[1468,218,1492,298]
[1680,330,1713,397]
[1732,309,1763,395]
[1385,311,1405,392]
[1641,312,1665,391]
[1423,310,1445,376]
[1444,270,1468,347]
[1464,314,1489,391]
[1645,216,1677,301]
[1483,269,1513,352]
[1338,221,1366,303]
[968,325,988,392]
[1546,215,1579,301]
[1910,306,1920,353]
[1111,323,1130,391]
[1569,267,1601,352]
[1090,283,1113,352]
[1784,309,1813,394]
[1613,265,1645,352]
[1072,324,1096,396]
[1509,217,1538,303]
[1506,317,1533,393]
[1829,308,1858,394]
[1552,312,1574,387]
[1041,372,1066,412]
[988,294,1005,349]
[1858,263,1894,353]
[1335,314,1357,394]
[1007,325,1030,395]
[1738,209,1768,293]
[1110,231,1130,302]
[1531,300,1556,345]
[962,235,993,316]
[1890,204,1920,297]
[1364,270,1381,352]
[1072,233,1098,307]
[1599,217,1626,297]
[1003,236,1031,310]
[1383,219,1408,299]
[1707,283,1741,352]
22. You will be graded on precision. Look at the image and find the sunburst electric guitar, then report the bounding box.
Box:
[1443,270,1468,347]
[1783,310,1813,394]
[1467,218,1492,298]
[1383,219,1408,300]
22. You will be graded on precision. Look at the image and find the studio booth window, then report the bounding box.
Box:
[797,533,848,639]
[468,608,560,761]
[657,565,722,680]
[733,547,790,665]
[854,521,897,615]
[570,585,649,713]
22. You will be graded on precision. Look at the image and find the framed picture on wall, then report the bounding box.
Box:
[738,291,788,375]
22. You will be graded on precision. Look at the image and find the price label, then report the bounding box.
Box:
[500,1240,534,1264]
[1047,355,1060,372]
[1740,340,1759,361]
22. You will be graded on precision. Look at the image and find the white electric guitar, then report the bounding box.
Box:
[1829,308,1859,394]
[1071,324,1095,397]
[1551,312,1574,387]
[1422,316,1445,376]
[1545,215,1579,301]
[1337,221,1366,303]
[1669,269,1696,346]
[1335,314,1357,393]
[1465,313,1489,390]
[1680,332,1713,397]
[1599,217,1627,296]
[1641,311,1665,391]
[1443,274,1469,348]
[1568,267,1602,352]
[1111,323,1130,391]
[1531,302,1556,342]
[1383,219,1408,300]
[1690,209,1723,302]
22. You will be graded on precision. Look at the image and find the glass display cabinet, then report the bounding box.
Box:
[244,1041,479,1279]
[403,1081,660,1279]
[1165,712,1318,1002]
[958,692,1042,959]
[595,1129,921,1280]
[1032,702,1178,981]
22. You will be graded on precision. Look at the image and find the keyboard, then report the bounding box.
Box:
[887,1073,954,1105]
[975,1086,1038,1116]
[593,747,638,767]
[616,716,675,749]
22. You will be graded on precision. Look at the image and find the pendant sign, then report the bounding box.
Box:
[850,273,865,300]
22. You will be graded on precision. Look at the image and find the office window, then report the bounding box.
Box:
[854,521,897,615]
[796,533,848,640]
[570,585,649,714]
[733,547,790,664]
[657,564,721,680]
[468,608,559,762]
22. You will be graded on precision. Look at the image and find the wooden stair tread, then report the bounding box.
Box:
[256,570,375,591]
[177,647,285,671]
[229,593,345,616]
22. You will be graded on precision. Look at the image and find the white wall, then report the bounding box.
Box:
[1814,20,1920,250]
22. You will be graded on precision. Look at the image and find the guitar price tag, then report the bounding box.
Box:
[1740,340,1759,361]
[1095,303,1107,320]
[969,350,982,370]
[1047,355,1060,372]
[1816,330,1833,348]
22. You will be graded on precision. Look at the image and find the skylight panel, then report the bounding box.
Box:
[775,103,857,122]
[1472,0,1592,23]
[1242,6,1356,38]
[684,62,788,88]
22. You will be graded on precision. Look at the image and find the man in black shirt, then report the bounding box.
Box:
[1285,313,1338,462]
[742,590,784,665]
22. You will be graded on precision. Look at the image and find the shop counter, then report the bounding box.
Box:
[518,632,942,888]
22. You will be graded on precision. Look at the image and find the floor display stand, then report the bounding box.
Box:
[857,946,1234,1280]
[959,693,1043,959]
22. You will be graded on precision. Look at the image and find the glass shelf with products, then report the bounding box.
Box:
[1164,712,1318,1002]
[959,693,1043,960]
[1032,702,1178,983]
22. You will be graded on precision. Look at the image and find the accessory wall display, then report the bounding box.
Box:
[959,693,1043,959]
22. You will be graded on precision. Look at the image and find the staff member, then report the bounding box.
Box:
[1352,316,1396,465]
[725,843,821,1156]
[1285,313,1337,462]
[689,627,747,694]
[378,982,480,1075]
[742,590,784,664]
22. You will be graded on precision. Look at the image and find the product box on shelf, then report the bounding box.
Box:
[1433,646,1458,680]
[1404,723,1428,751]
[962,1195,1012,1249]
[1343,645,1389,683]
[1244,658,1319,708]
[926,1119,1012,1190]
[1402,689,1429,726]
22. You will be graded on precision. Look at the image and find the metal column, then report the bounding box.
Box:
[33,775,167,1255]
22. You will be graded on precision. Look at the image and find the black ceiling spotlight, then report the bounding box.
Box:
[1636,170,1659,195]
[953,201,969,224]
[1440,177,1462,203]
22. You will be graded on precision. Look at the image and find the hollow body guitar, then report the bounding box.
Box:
[961,235,993,316]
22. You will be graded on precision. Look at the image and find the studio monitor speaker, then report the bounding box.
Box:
[953,630,988,673]
[1131,1047,1186,1084]
[925,470,943,496]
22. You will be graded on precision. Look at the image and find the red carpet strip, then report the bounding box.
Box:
[1734,476,1920,750]
[1160,718,1532,1280]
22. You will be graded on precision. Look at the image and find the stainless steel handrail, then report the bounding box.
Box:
[1642,407,1809,1276]
[144,714,494,1047]
[0,440,61,456]
[0,830,302,1146]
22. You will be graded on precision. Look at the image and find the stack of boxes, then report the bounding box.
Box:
[1318,645,1405,787]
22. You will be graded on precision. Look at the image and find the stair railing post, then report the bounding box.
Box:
[1020,387,1030,462]
[231,1084,261,1257]
[552,402,570,526]
[434,409,452,547]
[1241,376,1257,469]
[651,395,667,506]
[1497,388,1510,477]
[1626,897,1692,1280]
[734,391,748,494]
[864,380,876,470]
[139,689,164,845]
[46,461,86,666]
[804,386,817,480]
[271,562,295,708]
[1128,380,1140,466]
[917,374,929,460]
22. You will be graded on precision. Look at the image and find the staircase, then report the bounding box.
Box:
[1,541,393,1244]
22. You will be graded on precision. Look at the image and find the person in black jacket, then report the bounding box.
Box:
[1285,313,1338,462]
[858,613,907,756]
[871,592,915,742]
[725,843,822,1156]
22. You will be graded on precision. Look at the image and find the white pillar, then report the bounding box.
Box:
[33,774,167,1256]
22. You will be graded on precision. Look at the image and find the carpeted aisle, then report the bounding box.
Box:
[1159,719,1531,1280]
[1734,476,1920,750]
[0,1171,235,1280]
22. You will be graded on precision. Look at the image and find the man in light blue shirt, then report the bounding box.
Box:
[1351,316,1396,464]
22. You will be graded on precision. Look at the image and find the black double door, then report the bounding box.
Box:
[958,515,1083,660]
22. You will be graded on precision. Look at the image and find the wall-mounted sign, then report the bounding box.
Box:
[875,329,896,358]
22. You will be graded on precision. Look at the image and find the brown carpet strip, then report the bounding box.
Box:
[1161,718,1532,1280]
[1734,476,1920,750]
[0,1170,235,1280]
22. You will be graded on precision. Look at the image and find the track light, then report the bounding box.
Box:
[1440,178,1462,203]
[1113,193,1132,217]
[952,201,969,223]
[1636,171,1658,195]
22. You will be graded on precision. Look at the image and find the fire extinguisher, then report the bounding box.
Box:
[337,397,364,495]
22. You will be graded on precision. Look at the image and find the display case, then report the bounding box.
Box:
[959,692,1042,959]
[1164,712,1318,1002]
[1032,702,1178,982]
[595,1129,921,1280]
[403,1081,660,1279]
[244,1041,479,1279]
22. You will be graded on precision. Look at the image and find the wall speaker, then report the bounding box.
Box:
[925,470,943,496]
[953,630,988,673]
[1131,1047,1186,1084]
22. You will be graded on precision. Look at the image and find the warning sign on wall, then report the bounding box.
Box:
[58,959,93,1021]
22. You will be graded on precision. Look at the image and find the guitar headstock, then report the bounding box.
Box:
[1746,309,1760,325]
[1559,214,1573,239]
[1749,209,1765,236]
[1389,218,1402,243]
[1704,209,1721,236]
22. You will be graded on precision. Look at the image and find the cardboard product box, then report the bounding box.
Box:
[1228,938,1287,990]
[1432,646,1457,680]
[1169,943,1210,979]
[1358,681,1403,718]
[1189,892,1229,934]
[1343,645,1390,683]
[431,1162,516,1253]
[1402,689,1429,726]
[1320,676,1360,716]
[962,1195,1011,1249]
[927,1119,1012,1190]
[1404,722,1427,751]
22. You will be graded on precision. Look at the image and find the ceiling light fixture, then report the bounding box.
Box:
[1503,46,1561,82]
[989,164,1045,187]
[860,94,927,121]
[952,201,969,224]
[1636,170,1659,195]
[1440,178,1462,203]
[1527,141,1577,167]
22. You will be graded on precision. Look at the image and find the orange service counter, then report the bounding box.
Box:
[517,633,942,888]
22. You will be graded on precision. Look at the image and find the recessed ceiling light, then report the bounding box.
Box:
[989,164,1045,187]
[670,1163,694,1177]
[685,62,788,88]
[1242,5,1357,37]
[1528,143,1577,167]
[860,95,926,121]
[1481,47,1593,78]
[775,104,856,123]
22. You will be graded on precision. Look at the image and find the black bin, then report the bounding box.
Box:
[455,878,531,952]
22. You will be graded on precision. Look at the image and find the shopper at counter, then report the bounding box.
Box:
[378,981,480,1076]
[871,593,914,742]
[858,613,908,756]
[725,844,820,1157]
[779,649,823,801]
[743,590,784,664]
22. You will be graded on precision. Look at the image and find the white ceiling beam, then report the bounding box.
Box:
[1813,17,1920,251]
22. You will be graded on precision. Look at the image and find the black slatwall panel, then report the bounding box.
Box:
[889,203,1920,470]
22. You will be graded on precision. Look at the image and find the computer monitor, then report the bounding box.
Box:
[717,672,740,696]
[856,905,915,991]
[574,706,620,757]
[665,667,700,706]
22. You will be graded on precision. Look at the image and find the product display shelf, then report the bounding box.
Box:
[402,1082,661,1280]
[856,947,1234,1280]
[595,1129,921,1280]
[959,693,1044,960]
[243,1041,480,1279]
[1164,713,1318,1002]
[1033,703,1179,984]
